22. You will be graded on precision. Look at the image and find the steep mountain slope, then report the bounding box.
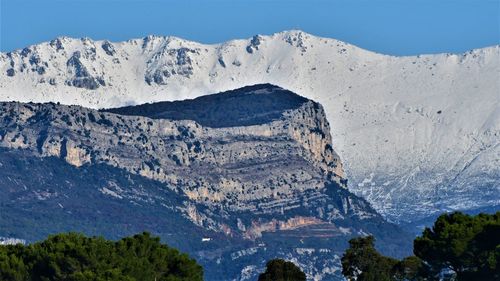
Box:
[0,30,498,223]
[0,85,344,209]
[0,85,411,280]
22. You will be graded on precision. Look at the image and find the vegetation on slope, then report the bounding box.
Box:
[258,259,306,281]
[103,84,309,128]
[1,210,497,281]
[341,212,500,281]
[0,232,202,281]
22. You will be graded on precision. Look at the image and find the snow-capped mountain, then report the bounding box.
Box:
[1,30,498,223]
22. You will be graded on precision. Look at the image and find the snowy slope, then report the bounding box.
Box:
[0,30,499,223]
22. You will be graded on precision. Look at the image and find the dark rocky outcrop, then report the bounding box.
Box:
[65,51,104,89]
[144,46,198,85]
[101,41,116,56]
[246,35,262,54]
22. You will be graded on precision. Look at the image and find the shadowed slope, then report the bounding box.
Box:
[103,84,308,128]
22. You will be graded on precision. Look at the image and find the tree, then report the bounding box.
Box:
[341,236,399,281]
[341,212,500,281]
[0,232,203,281]
[258,258,306,281]
[391,256,428,281]
[0,245,28,281]
[414,212,500,280]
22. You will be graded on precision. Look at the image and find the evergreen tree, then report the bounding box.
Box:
[341,212,500,281]
[0,245,28,281]
[258,258,306,281]
[341,236,398,281]
[391,256,428,281]
[414,212,500,280]
[0,232,203,281]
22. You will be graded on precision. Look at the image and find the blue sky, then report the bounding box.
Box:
[0,0,499,55]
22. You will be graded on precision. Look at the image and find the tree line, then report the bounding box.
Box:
[0,211,498,281]
[0,232,202,281]
[257,212,499,281]
[342,211,499,281]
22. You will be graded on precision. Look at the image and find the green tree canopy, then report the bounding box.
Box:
[341,212,500,281]
[414,211,500,280]
[0,232,203,281]
[341,235,407,281]
[258,258,306,281]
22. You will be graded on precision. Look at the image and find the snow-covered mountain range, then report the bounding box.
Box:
[1,30,498,223]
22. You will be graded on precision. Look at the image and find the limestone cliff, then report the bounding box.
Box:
[0,84,410,281]
[0,85,343,211]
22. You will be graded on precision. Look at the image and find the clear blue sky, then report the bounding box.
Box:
[1,0,499,55]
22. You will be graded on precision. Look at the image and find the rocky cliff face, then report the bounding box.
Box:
[0,85,410,280]
[0,85,343,210]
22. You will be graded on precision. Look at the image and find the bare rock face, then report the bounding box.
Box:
[143,36,199,85]
[0,84,410,281]
[66,51,105,89]
[0,85,344,210]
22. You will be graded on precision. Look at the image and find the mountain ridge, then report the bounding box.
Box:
[4,30,498,57]
[1,30,498,224]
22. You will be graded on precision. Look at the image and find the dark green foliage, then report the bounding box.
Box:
[341,236,401,281]
[0,232,203,281]
[391,256,428,281]
[414,211,500,280]
[87,112,96,123]
[0,246,28,281]
[342,212,500,281]
[96,114,113,127]
[258,259,306,281]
